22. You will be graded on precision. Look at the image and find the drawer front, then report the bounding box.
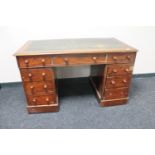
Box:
[104,88,129,100]
[105,75,132,89]
[53,54,106,66]
[27,94,56,105]
[24,81,55,95]
[18,56,52,68]
[107,53,136,64]
[20,68,54,82]
[107,64,133,76]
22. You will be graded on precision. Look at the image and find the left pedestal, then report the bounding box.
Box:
[17,56,59,113]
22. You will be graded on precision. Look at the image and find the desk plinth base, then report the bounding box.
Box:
[99,98,128,107]
[27,104,59,114]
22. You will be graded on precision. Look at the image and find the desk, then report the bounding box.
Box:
[14,38,137,113]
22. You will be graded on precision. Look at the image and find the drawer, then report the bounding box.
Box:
[107,64,133,76]
[27,94,56,106]
[53,54,106,66]
[17,56,52,68]
[107,53,136,64]
[24,81,55,95]
[105,75,132,89]
[20,68,54,82]
[104,88,129,100]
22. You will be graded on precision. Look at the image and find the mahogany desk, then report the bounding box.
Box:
[14,38,137,113]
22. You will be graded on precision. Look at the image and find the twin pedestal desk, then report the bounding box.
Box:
[14,38,137,113]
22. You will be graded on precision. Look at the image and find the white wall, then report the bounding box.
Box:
[0,26,155,83]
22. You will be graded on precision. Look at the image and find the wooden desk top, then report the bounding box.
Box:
[14,38,137,56]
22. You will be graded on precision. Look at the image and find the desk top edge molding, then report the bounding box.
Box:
[14,38,138,56]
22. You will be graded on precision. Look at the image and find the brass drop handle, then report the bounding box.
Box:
[46,98,49,101]
[41,59,45,65]
[45,97,49,104]
[111,80,116,85]
[32,98,36,103]
[42,72,46,80]
[113,69,117,73]
[112,56,117,60]
[30,85,34,94]
[30,85,34,89]
[28,73,32,81]
[123,79,127,83]
[125,68,130,72]
[24,59,29,67]
[42,72,46,76]
[44,84,47,89]
[127,55,131,60]
[92,57,97,62]
[64,58,68,64]
[24,59,29,64]
[44,84,47,92]
[41,59,45,62]
[28,73,32,77]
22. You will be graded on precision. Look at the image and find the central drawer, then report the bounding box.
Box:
[53,54,106,66]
